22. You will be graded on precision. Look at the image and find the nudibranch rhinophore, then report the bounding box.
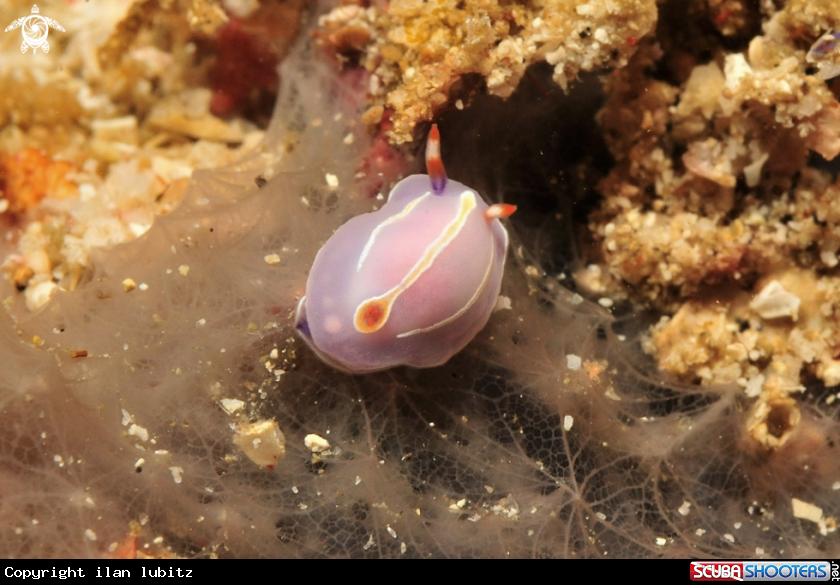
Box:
[294,125,516,373]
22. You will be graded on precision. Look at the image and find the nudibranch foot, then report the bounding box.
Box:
[294,125,515,374]
[294,296,311,338]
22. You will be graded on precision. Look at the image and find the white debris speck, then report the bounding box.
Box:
[655,537,667,546]
[455,99,464,110]
[128,424,149,442]
[138,283,149,291]
[134,458,145,470]
[750,280,800,321]
[570,293,583,305]
[678,501,691,516]
[744,374,765,398]
[325,173,339,188]
[84,529,97,541]
[178,264,190,276]
[723,533,735,543]
[695,528,706,536]
[566,354,582,370]
[563,415,574,431]
[363,534,375,551]
[128,223,151,237]
[169,466,184,484]
[400,542,407,554]
[25,280,57,311]
[743,151,769,188]
[305,434,331,453]
[822,250,839,268]
[196,318,206,326]
[386,525,397,539]
[219,398,245,415]
[355,476,362,486]
[0,199,8,213]
[122,278,137,292]
[598,297,614,308]
[791,498,824,524]
[734,522,742,530]
[833,482,840,491]
[343,132,355,145]
[596,512,606,521]
[494,295,512,312]
[233,419,286,468]
[756,547,764,555]
[291,486,299,494]
[264,253,281,265]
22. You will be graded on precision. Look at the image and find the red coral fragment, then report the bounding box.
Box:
[356,110,407,197]
[209,2,303,117]
[0,149,79,213]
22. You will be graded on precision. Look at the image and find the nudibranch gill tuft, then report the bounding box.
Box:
[294,124,516,373]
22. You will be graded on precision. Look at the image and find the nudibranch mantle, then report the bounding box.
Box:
[295,126,514,374]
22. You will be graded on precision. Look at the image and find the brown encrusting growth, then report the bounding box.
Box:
[580,0,840,448]
[316,0,657,143]
[0,0,302,312]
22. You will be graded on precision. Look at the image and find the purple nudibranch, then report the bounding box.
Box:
[294,125,516,373]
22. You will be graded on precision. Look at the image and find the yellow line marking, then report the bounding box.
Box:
[356,193,431,272]
[354,191,477,334]
[396,237,494,338]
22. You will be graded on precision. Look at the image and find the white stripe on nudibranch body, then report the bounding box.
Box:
[294,124,516,373]
[356,192,431,272]
[353,191,478,334]
[396,235,495,338]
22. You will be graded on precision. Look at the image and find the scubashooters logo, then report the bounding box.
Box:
[692,562,744,581]
[691,560,837,582]
[4,5,64,54]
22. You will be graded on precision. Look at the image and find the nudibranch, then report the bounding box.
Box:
[806,30,840,80]
[294,125,516,374]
